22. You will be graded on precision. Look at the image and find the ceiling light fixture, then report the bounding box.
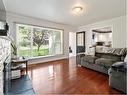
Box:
[72,6,83,15]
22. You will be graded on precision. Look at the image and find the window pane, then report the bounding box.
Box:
[54,31,62,54]
[18,25,31,57]
[32,27,49,57]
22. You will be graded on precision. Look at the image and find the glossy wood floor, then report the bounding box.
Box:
[28,57,122,95]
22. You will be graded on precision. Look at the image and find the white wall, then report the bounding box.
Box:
[125,1,127,47]
[126,15,127,47]
[69,32,76,57]
[78,16,126,52]
[6,12,76,64]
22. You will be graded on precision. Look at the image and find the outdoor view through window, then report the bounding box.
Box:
[16,24,63,58]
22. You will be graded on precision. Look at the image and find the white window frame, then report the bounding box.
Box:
[16,23,64,58]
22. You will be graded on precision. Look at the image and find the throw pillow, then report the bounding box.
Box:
[88,47,95,56]
[124,55,127,62]
[95,46,104,53]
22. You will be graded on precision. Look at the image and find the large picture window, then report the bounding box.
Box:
[16,24,63,58]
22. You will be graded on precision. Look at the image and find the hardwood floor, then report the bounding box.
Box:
[28,57,122,95]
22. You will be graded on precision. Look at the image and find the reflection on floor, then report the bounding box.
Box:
[28,57,121,95]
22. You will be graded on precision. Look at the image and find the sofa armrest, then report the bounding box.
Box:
[108,62,127,93]
[111,62,127,72]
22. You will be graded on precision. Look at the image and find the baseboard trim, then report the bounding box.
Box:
[28,58,68,67]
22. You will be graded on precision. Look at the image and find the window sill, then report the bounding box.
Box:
[26,54,64,60]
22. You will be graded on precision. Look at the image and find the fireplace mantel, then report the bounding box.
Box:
[0,37,11,95]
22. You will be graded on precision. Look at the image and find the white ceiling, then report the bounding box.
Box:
[4,0,126,27]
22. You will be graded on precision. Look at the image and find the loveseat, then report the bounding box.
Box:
[81,48,127,74]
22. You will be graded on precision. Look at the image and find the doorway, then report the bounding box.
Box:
[76,32,85,54]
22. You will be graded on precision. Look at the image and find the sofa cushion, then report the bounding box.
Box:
[95,53,122,61]
[82,55,98,64]
[101,54,121,61]
[95,58,116,68]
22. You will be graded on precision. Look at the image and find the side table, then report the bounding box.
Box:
[11,59,28,75]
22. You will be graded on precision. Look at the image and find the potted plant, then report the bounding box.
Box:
[11,41,17,59]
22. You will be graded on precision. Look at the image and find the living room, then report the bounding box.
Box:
[0,0,127,95]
